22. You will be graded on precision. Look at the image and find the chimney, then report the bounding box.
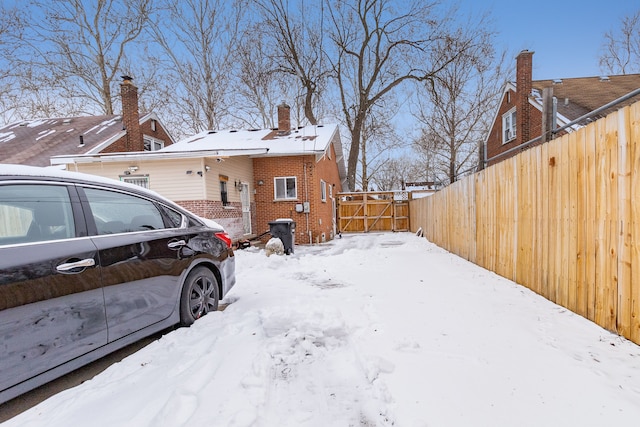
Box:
[516,50,533,144]
[120,75,143,152]
[277,102,291,135]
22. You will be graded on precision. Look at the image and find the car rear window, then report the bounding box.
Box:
[83,187,167,234]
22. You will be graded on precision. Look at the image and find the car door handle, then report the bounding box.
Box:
[168,240,187,249]
[56,258,96,272]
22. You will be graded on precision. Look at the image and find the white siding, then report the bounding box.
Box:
[204,157,254,203]
[66,157,254,204]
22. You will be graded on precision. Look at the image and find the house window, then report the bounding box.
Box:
[150,119,157,132]
[329,183,333,199]
[220,177,229,206]
[274,177,297,200]
[121,175,150,189]
[502,109,516,144]
[143,136,164,151]
[320,180,327,202]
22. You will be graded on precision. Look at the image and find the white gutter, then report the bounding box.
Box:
[50,148,270,165]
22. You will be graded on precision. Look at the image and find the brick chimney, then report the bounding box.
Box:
[120,75,143,151]
[516,50,533,145]
[277,102,291,135]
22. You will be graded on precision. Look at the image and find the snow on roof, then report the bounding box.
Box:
[162,124,339,156]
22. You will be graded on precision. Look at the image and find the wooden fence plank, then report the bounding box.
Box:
[560,133,571,309]
[581,123,598,322]
[606,112,619,332]
[630,102,640,343]
[575,127,588,317]
[617,106,632,337]
[547,138,560,301]
[540,142,550,298]
[532,145,543,295]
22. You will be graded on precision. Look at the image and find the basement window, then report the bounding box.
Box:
[502,108,516,144]
[274,177,297,200]
[121,175,150,189]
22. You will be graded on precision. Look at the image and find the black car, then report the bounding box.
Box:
[0,165,235,404]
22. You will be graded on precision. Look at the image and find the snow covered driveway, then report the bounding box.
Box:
[5,232,640,427]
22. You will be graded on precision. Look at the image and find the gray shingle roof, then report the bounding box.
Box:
[531,74,640,125]
[0,115,124,167]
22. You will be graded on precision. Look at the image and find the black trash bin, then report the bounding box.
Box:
[268,219,296,254]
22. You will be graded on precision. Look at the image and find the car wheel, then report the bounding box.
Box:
[180,266,219,326]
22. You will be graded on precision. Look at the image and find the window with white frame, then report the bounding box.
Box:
[274,177,297,200]
[121,175,150,189]
[143,136,164,151]
[320,180,327,202]
[502,109,516,144]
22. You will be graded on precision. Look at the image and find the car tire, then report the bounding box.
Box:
[180,266,219,326]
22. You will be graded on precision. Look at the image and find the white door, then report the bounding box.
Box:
[241,183,251,235]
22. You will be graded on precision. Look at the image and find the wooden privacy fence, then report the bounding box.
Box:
[410,101,640,345]
[338,191,410,233]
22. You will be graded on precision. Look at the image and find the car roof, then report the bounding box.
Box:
[0,164,228,230]
[1,164,180,210]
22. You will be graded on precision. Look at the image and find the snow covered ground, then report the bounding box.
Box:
[4,232,640,427]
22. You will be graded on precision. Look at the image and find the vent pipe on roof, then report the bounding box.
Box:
[78,135,84,147]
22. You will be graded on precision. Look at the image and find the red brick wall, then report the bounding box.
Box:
[120,80,143,152]
[141,118,174,148]
[176,199,256,242]
[516,50,533,144]
[101,119,174,153]
[253,143,343,244]
[485,91,543,166]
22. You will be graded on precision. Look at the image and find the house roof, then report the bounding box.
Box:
[50,123,348,187]
[530,74,640,125]
[164,124,339,156]
[163,123,348,183]
[0,112,169,167]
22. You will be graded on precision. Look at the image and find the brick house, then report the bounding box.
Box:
[0,76,175,166]
[53,103,347,246]
[484,50,640,167]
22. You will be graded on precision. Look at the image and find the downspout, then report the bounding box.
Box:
[304,161,311,244]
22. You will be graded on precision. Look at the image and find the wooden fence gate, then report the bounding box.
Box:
[337,191,410,233]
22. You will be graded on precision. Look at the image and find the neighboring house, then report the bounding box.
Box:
[0,77,175,166]
[484,50,640,166]
[52,103,347,245]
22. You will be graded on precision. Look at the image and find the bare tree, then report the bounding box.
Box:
[355,101,406,191]
[327,0,482,191]
[370,155,424,191]
[149,0,245,134]
[414,43,507,185]
[0,4,25,123]
[231,23,300,130]
[600,10,640,75]
[7,0,152,117]
[252,0,330,126]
